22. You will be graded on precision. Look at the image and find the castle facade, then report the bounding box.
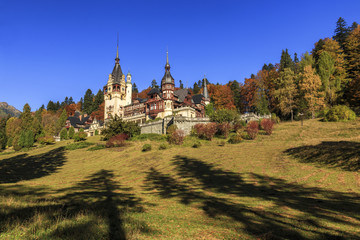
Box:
[104,47,210,124]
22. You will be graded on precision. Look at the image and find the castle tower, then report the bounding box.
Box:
[161,51,175,117]
[104,43,127,120]
[203,75,210,105]
[126,71,132,105]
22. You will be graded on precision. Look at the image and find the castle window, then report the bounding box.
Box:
[109,87,111,91]
[155,103,156,109]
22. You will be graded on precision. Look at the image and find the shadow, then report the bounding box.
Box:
[0,147,66,183]
[284,141,360,171]
[0,170,153,239]
[143,155,360,239]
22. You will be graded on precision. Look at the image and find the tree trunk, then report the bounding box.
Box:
[291,110,293,122]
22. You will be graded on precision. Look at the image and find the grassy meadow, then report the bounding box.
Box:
[1,119,360,239]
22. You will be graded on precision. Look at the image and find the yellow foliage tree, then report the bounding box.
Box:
[345,25,360,80]
[299,66,325,118]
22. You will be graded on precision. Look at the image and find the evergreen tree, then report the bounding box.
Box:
[64,97,69,105]
[132,83,139,93]
[60,128,68,140]
[193,82,200,94]
[333,17,349,49]
[350,22,359,31]
[229,80,243,112]
[69,97,74,104]
[40,104,45,111]
[20,103,33,131]
[55,101,60,111]
[298,52,315,72]
[179,80,184,89]
[151,79,159,89]
[197,80,202,89]
[312,39,325,63]
[83,89,94,114]
[47,100,57,112]
[0,130,6,150]
[279,49,294,72]
[93,89,104,111]
[274,68,297,121]
[56,109,68,134]
[68,126,75,139]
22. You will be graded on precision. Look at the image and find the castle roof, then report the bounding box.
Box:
[174,89,190,102]
[161,51,174,85]
[111,45,123,83]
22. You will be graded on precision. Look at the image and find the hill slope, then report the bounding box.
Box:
[0,119,360,239]
[0,102,21,118]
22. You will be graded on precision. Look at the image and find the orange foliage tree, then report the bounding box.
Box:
[208,84,235,110]
[137,87,152,99]
[65,103,77,116]
[91,102,105,121]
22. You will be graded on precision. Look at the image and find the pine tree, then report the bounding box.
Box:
[299,52,315,72]
[275,68,297,121]
[151,79,159,89]
[132,83,139,93]
[312,39,325,63]
[20,103,33,131]
[60,128,68,140]
[279,49,294,72]
[299,66,325,118]
[193,82,200,94]
[93,89,104,112]
[229,80,243,112]
[47,100,56,112]
[179,80,184,89]
[83,89,94,114]
[333,17,349,49]
[56,109,68,134]
[69,97,74,104]
[68,126,75,139]
[350,22,359,31]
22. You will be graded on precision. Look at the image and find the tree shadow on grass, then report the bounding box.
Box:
[284,141,360,171]
[0,170,154,240]
[0,147,66,183]
[144,155,360,239]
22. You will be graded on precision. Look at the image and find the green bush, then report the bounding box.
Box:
[159,143,169,150]
[210,109,239,123]
[102,115,140,140]
[60,128,68,140]
[228,133,243,144]
[68,126,75,139]
[79,128,85,132]
[132,133,167,142]
[324,105,356,122]
[74,132,87,142]
[166,124,178,136]
[271,113,280,124]
[95,129,99,135]
[192,141,201,148]
[142,144,152,152]
[65,142,94,150]
[87,144,106,151]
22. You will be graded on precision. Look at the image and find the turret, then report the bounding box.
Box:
[203,75,210,105]
[126,71,132,105]
[161,51,175,117]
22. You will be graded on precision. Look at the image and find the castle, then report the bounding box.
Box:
[104,46,210,124]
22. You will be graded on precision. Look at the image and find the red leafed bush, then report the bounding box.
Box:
[106,133,129,148]
[246,121,259,140]
[193,123,217,140]
[261,118,274,135]
[217,122,231,138]
[168,129,185,145]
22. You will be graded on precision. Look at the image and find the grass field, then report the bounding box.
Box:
[1,119,360,239]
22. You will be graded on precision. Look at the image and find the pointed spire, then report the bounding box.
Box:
[115,33,119,63]
[165,49,170,71]
[203,74,209,99]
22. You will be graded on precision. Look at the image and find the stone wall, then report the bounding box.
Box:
[140,116,210,135]
[240,113,271,123]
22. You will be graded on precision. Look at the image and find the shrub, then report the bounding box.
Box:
[38,136,55,145]
[194,123,217,140]
[246,121,259,140]
[168,129,185,145]
[132,133,167,142]
[95,129,99,135]
[218,140,226,146]
[68,126,75,139]
[324,105,356,122]
[142,144,152,152]
[217,122,231,138]
[106,133,129,148]
[228,133,243,144]
[233,120,246,132]
[192,141,201,148]
[87,144,106,151]
[271,113,280,124]
[159,143,169,150]
[210,109,239,123]
[166,124,178,136]
[261,119,274,135]
[60,128,68,140]
[79,128,84,132]
[65,142,94,150]
[102,115,140,140]
[74,132,87,142]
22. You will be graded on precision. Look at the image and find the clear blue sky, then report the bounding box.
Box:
[0,0,359,111]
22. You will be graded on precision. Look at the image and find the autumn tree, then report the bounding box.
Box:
[5,117,22,147]
[91,102,105,121]
[42,113,58,136]
[298,52,315,73]
[208,84,235,110]
[299,66,325,118]
[317,51,338,105]
[137,87,152,99]
[274,68,297,121]
[65,103,77,116]
[344,25,360,80]
[93,89,104,112]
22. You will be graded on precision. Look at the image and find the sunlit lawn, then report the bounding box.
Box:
[1,119,360,239]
